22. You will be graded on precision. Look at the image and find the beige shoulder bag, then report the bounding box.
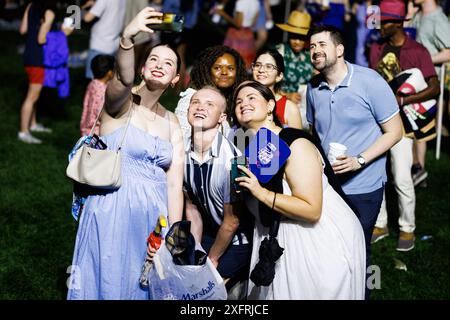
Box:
[66,101,133,189]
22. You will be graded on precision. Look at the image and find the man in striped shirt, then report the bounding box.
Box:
[183,87,252,287]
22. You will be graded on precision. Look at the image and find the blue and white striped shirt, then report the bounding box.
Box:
[184,132,249,245]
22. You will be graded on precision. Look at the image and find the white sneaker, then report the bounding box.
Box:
[30,123,52,133]
[18,132,42,144]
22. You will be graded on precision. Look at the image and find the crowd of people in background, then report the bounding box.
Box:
[3,0,450,300]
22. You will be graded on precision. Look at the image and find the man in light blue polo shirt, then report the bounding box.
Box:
[306,25,403,293]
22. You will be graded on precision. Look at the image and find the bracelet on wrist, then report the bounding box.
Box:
[120,37,134,50]
[271,192,277,211]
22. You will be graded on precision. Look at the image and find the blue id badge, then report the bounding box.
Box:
[244,128,291,183]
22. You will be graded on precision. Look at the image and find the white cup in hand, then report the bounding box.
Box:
[211,4,224,23]
[63,17,74,29]
[328,142,347,164]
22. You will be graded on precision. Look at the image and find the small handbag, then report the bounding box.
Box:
[66,103,133,189]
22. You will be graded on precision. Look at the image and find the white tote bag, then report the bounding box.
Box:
[148,244,227,300]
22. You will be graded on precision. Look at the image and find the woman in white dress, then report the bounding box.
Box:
[232,81,366,300]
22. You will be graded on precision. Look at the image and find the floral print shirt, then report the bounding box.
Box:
[276,43,314,93]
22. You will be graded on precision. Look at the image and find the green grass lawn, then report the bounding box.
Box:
[0,30,449,300]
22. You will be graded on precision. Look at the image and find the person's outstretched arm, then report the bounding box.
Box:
[166,114,185,225]
[105,7,163,116]
[19,3,31,35]
[208,157,242,269]
[37,9,55,44]
[208,202,240,270]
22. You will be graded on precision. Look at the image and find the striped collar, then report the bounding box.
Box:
[186,132,224,164]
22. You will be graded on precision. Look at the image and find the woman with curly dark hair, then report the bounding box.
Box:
[174,45,248,143]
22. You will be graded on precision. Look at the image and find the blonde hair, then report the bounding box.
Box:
[195,85,227,112]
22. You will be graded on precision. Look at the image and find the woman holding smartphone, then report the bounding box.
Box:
[232,81,366,300]
[67,7,184,300]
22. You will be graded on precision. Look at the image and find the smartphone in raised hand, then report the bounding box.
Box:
[147,13,184,32]
[230,155,248,194]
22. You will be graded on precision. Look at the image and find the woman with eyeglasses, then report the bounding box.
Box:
[275,11,315,129]
[252,49,302,129]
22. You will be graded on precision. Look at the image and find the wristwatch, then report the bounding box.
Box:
[356,154,366,167]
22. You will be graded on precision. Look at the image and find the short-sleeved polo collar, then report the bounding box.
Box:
[186,132,223,164]
[318,61,354,90]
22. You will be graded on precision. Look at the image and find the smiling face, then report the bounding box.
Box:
[188,88,227,131]
[141,45,180,89]
[234,86,275,128]
[252,53,282,90]
[210,53,237,89]
[309,31,341,72]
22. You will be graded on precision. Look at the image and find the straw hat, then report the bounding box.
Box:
[276,11,311,36]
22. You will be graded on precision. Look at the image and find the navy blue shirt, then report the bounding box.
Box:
[23,3,57,67]
[23,3,44,67]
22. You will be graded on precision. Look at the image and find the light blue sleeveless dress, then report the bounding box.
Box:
[67,123,172,300]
